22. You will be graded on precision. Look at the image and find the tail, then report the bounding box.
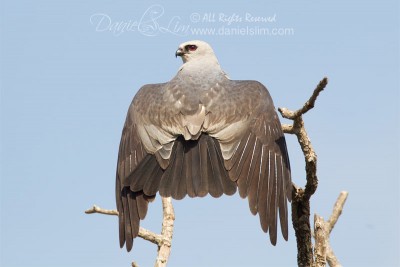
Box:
[159,134,237,199]
[124,134,237,200]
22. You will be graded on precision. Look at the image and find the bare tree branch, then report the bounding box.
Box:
[154,197,175,267]
[314,214,327,267]
[326,191,349,234]
[310,191,348,267]
[280,77,349,267]
[279,77,328,199]
[278,77,328,266]
[85,197,175,266]
[85,205,119,215]
[279,77,328,120]
[324,191,348,267]
[290,185,313,266]
[85,205,162,245]
[281,124,294,134]
[326,242,342,267]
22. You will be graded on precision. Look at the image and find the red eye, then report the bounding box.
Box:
[186,45,197,52]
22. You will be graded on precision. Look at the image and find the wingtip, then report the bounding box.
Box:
[270,236,277,246]
[269,231,277,246]
[125,239,133,252]
[283,233,289,241]
[119,238,125,249]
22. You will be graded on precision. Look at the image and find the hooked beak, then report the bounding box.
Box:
[175,48,184,58]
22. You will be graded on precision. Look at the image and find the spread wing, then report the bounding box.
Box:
[206,80,292,245]
[115,83,167,251]
[116,79,291,250]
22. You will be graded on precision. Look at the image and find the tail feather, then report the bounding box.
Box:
[169,141,186,199]
[160,134,235,199]
[205,137,224,198]
[197,135,210,197]
[183,140,195,197]
[190,140,202,196]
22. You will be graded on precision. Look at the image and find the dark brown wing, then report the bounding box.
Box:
[206,80,292,245]
[116,83,166,252]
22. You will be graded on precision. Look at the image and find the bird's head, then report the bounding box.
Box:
[175,40,216,63]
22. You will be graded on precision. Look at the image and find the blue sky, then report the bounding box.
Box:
[1,0,399,266]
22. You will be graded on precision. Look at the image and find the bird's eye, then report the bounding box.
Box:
[185,45,197,52]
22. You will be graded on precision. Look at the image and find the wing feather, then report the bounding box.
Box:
[121,188,133,251]
[136,192,149,220]
[143,165,163,196]
[207,80,291,245]
[116,83,169,251]
[127,191,140,238]
[229,133,256,183]
[278,155,289,240]
[116,77,291,250]
[224,132,250,172]
[258,145,270,232]
[247,140,262,215]
[267,152,278,245]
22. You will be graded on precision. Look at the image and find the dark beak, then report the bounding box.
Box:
[175,49,184,58]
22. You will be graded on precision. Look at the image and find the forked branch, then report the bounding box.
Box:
[278,77,328,266]
[313,191,348,267]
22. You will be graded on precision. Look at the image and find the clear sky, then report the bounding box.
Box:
[1,0,399,266]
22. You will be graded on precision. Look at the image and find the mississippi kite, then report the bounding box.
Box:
[116,40,292,251]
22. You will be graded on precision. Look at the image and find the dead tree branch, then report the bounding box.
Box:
[85,205,118,216]
[278,77,328,267]
[279,78,328,120]
[326,243,342,267]
[155,197,175,267]
[314,214,327,267]
[85,197,175,267]
[327,191,348,234]
[317,191,348,267]
[280,77,348,267]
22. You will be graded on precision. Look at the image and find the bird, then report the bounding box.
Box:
[115,40,292,252]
